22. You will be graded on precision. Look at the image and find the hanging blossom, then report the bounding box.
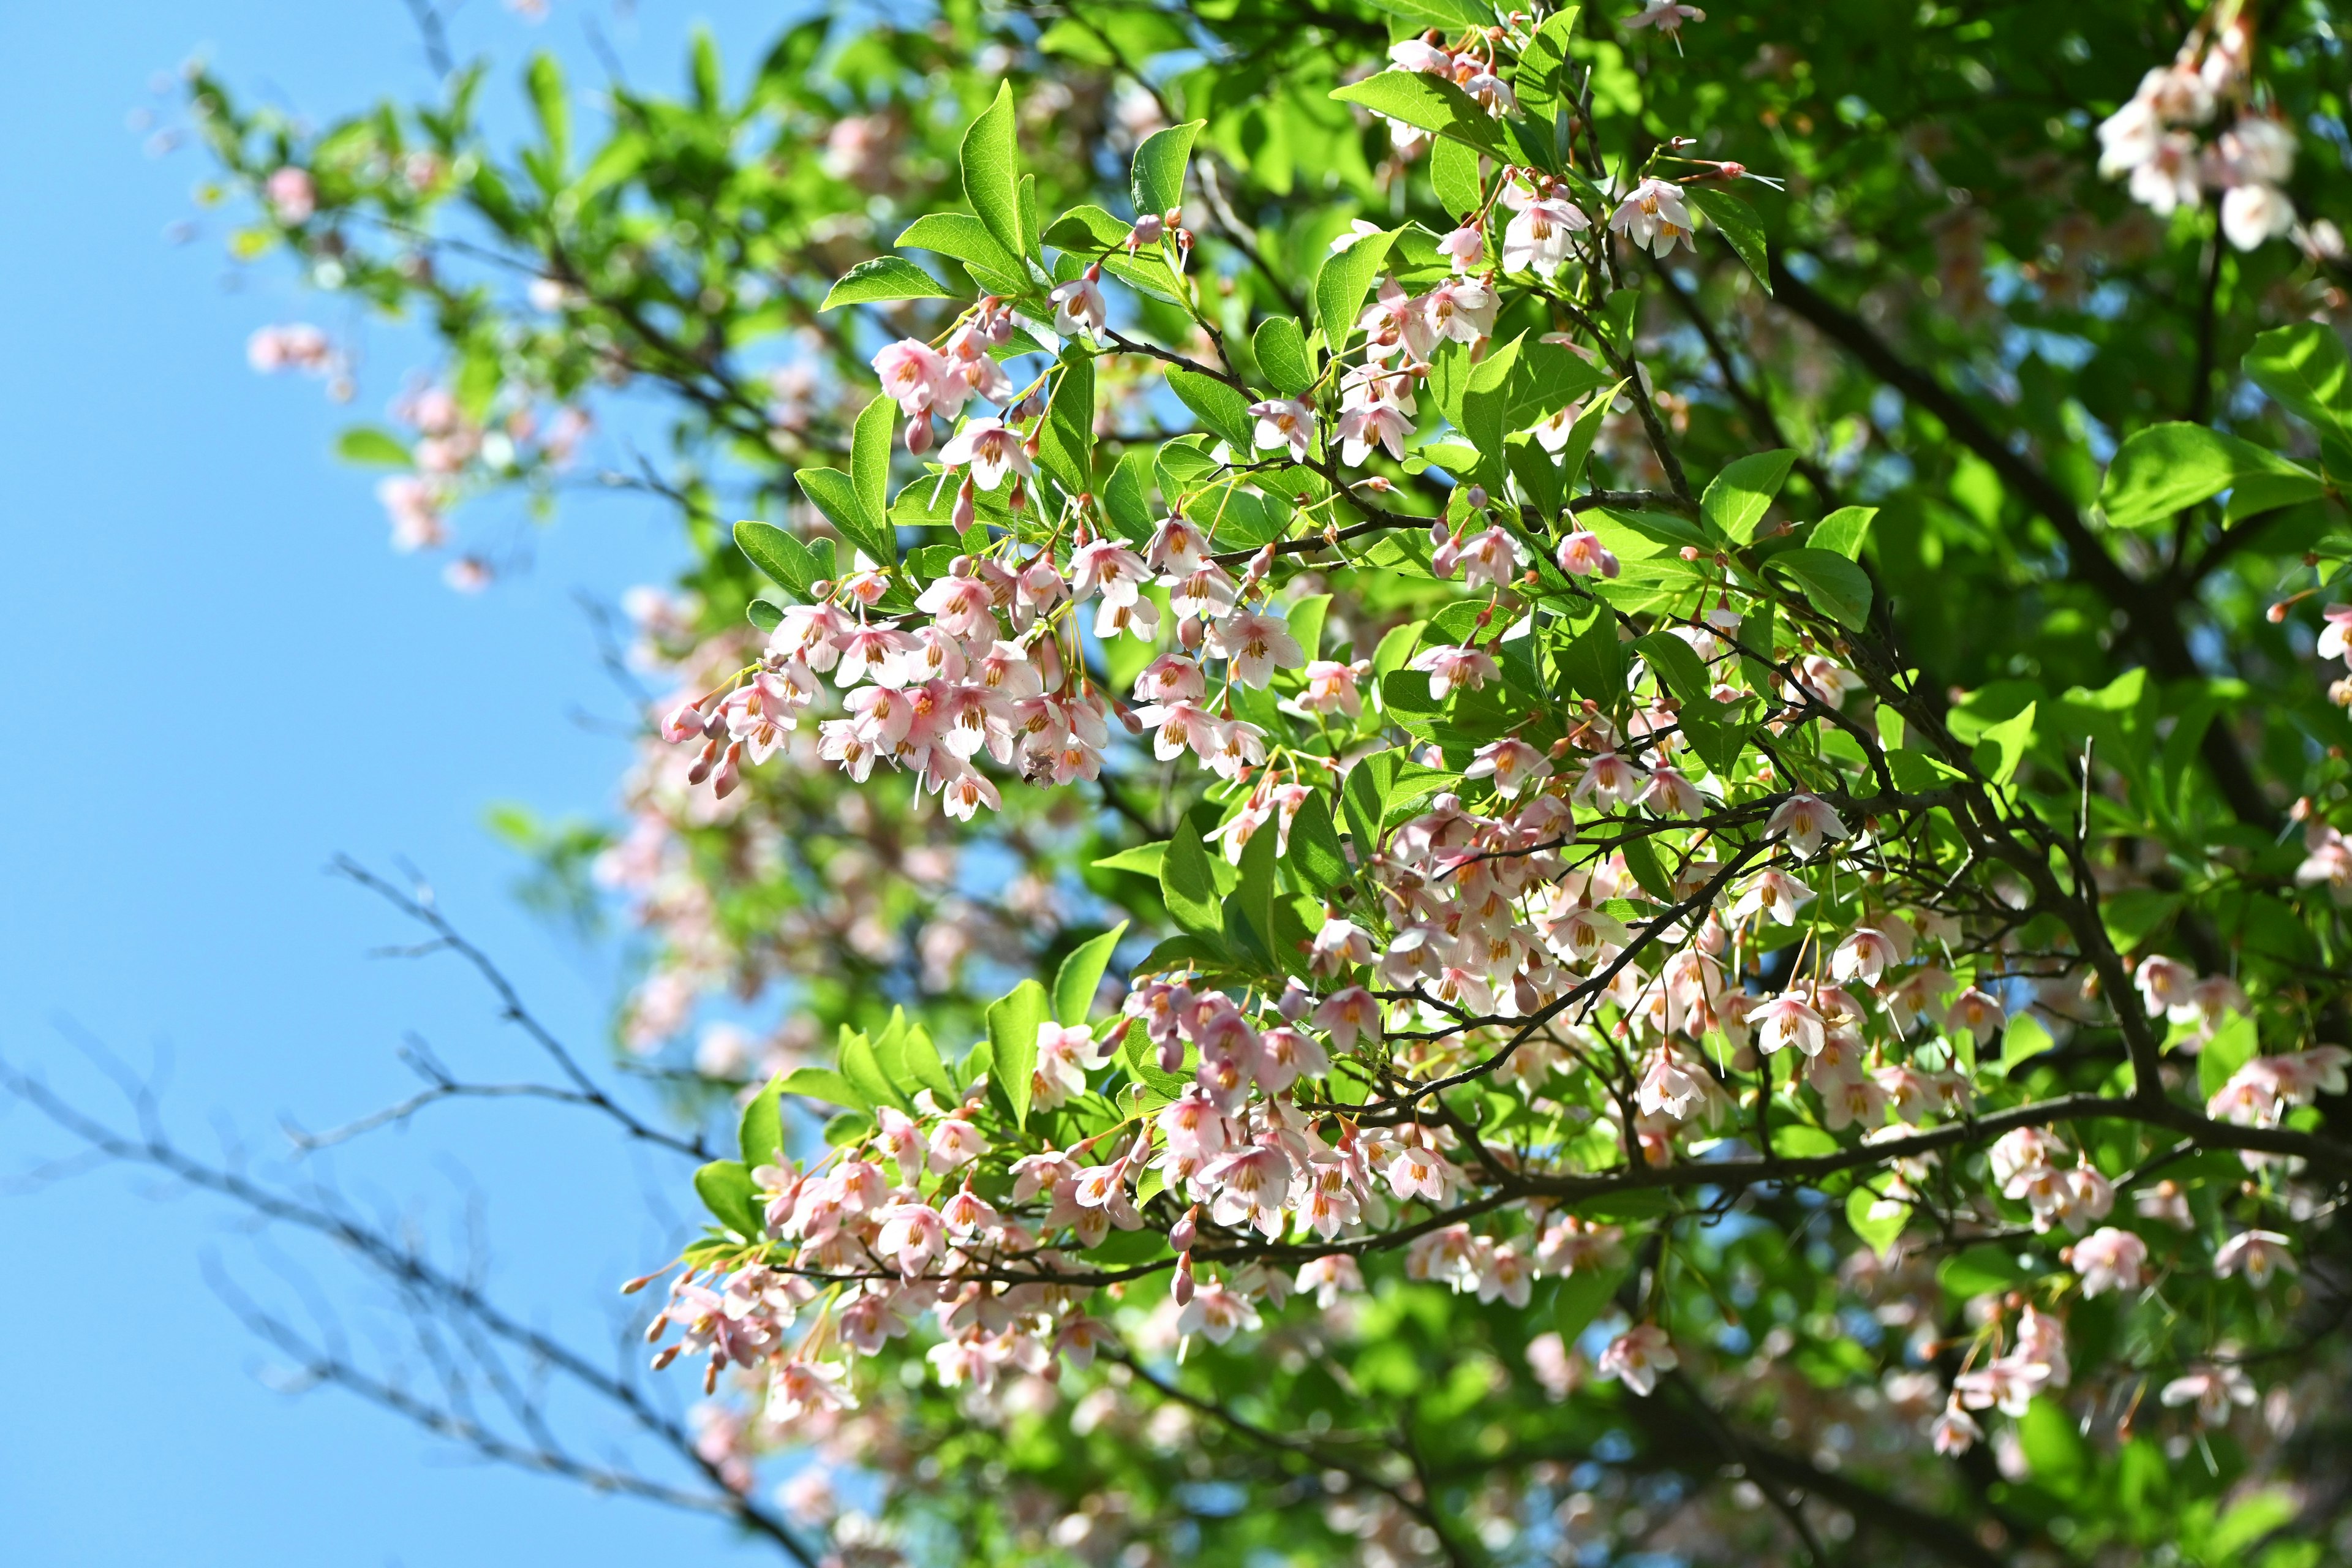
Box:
[2094,2,2302,251]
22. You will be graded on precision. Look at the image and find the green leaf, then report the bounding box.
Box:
[1633,631,1711,707]
[2099,421,2324,530]
[734,519,826,600]
[1235,815,1281,958]
[1937,1245,2032,1299]
[693,1160,762,1238]
[1561,609,1629,706]
[1811,505,1876,559]
[2016,1396,2091,1499]
[1161,815,1225,936]
[2244,322,2352,440]
[1683,186,1770,293]
[839,1028,906,1110]
[1131,119,1204,220]
[779,1065,865,1109]
[1429,135,1483,217]
[1619,834,1674,901]
[986,979,1050,1129]
[1054,923,1128,1024]
[1038,348,1096,496]
[1314,229,1393,350]
[526,52,570,172]
[960,82,1027,268]
[1285,791,1350,895]
[1102,447,1156,541]
[335,426,412,468]
[1458,331,1525,468]
[851,393,894,529]
[1512,7,1582,154]
[820,255,954,311]
[1771,546,1872,630]
[1845,1183,1906,1259]
[1976,700,2037,787]
[1702,448,1795,545]
[738,1072,785,1169]
[1252,317,1316,397]
[1330,71,1508,157]
[2000,1011,2054,1076]
[1166,368,1257,452]
[895,212,1025,292]
[796,467,896,571]
[2199,1011,2259,1102]
[1092,842,1167,876]
[1551,1264,1623,1345]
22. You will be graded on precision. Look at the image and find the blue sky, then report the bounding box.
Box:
[0,4,798,1562]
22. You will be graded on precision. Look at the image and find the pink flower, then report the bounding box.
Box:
[871,338,949,417]
[1336,399,1413,465]
[1596,1324,1676,1395]
[2317,605,2352,664]
[2068,1226,2148,1297]
[1205,607,1304,688]
[1296,658,1367,717]
[1311,986,1383,1050]
[1310,917,1374,975]
[1954,1355,2046,1416]
[1049,265,1107,339]
[1248,399,1316,460]
[1753,992,1825,1057]
[1436,223,1485,272]
[1764,793,1851,857]
[1464,738,1551,799]
[1555,529,1621,578]
[1609,177,1695,257]
[1621,0,1706,36]
[2161,1364,2256,1427]
[1174,1282,1261,1344]
[1929,1398,1982,1455]
[766,1359,858,1422]
[2213,1229,2295,1287]
[937,417,1032,491]
[1503,194,1590,275]
[265,166,317,224]
[1409,644,1498,701]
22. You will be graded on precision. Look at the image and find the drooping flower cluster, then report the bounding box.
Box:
[2096,2,2302,251]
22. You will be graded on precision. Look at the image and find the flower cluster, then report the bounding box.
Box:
[2096,3,2301,251]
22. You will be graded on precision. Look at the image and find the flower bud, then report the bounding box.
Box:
[685,737,722,786]
[1465,485,1487,509]
[903,413,933,455]
[659,700,708,744]
[711,741,745,799]
[952,477,977,534]
[1178,615,1205,652]
[1171,1253,1196,1306]
[1169,1205,1199,1253]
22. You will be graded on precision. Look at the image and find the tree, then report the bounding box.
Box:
[19,0,2352,1562]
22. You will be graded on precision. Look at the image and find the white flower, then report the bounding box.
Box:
[2222,182,2295,251]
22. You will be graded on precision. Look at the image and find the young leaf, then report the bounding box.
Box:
[1429,135,1483,217]
[734,519,820,599]
[986,979,1050,1129]
[693,1160,762,1238]
[1252,316,1316,396]
[335,426,412,467]
[1285,791,1350,895]
[2099,422,2323,530]
[1329,72,1507,157]
[895,212,1025,292]
[1845,1183,1906,1259]
[796,467,896,570]
[1038,348,1096,497]
[1161,816,1225,936]
[1131,120,1204,220]
[1314,229,1393,350]
[1054,923,1129,1025]
[960,82,1027,267]
[2243,322,2352,440]
[1976,700,2037,787]
[851,393,894,527]
[1166,368,1257,453]
[1771,546,1872,630]
[1683,186,1770,293]
[1811,505,1877,559]
[821,255,954,311]
[526,53,570,171]
[1702,448,1796,545]
[738,1072,785,1169]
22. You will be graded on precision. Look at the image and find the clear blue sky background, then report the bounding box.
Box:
[0,4,797,1562]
